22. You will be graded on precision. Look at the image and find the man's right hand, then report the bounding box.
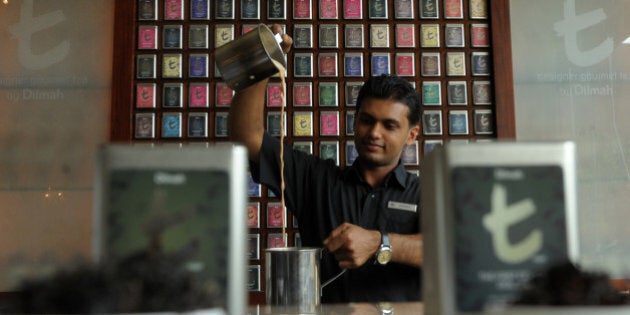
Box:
[323,223,382,269]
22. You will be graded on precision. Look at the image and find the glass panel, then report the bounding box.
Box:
[0,1,113,290]
[510,0,630,277]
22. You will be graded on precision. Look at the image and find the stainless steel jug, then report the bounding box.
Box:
[215,24,286,91]
[265,247,344,314]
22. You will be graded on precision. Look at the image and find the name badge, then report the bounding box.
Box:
[387,201,417,213]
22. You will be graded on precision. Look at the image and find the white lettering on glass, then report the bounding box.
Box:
[7,0,70,70]
[553,0,613,67]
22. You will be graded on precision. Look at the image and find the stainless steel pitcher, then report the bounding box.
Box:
[265,247,345,314]
[214,24,286,91]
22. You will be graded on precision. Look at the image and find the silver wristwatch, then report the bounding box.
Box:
[375,232,392,265]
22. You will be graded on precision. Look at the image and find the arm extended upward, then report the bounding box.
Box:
[228,80,267,161]
[228,25,292,161]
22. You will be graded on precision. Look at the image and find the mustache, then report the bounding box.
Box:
[359,140,384,148]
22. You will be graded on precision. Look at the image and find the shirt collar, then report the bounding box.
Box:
[391,161,409,188]
[347,160,408,189]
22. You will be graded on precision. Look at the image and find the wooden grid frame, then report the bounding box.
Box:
[111,0,515,304]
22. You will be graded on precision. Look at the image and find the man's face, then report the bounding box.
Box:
[353,97,419,169]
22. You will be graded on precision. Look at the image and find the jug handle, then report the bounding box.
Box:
[274,32,283,45]
[319,247,347,297]
[320,269,346,297]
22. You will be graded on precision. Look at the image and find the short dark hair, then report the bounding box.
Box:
[355,75,422,127]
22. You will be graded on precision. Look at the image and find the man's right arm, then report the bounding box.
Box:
[228,80,268,162]
[228,25,292,162]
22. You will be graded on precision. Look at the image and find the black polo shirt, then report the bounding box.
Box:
[250,132,421,303]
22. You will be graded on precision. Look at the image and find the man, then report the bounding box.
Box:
[228,25,422,303]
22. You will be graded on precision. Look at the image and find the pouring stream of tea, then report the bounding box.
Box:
[271,58,287,245]
[272,57,349,289]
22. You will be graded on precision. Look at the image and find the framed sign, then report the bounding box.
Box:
[187,112,208,137]
[422,142,578,313]
[191,0,210,19]
[320,0,338,19]
[294,24,313,48]
[241,0,260,19]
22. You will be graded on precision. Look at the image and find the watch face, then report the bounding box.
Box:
[377,248,392,264]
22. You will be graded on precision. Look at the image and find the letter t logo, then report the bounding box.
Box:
[553,0,613,67]
[7,0,70,70]
[482,184,543,264]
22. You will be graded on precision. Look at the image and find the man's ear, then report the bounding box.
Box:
[406,125,420,145]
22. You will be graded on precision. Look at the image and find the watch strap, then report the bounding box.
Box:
[381,232,390,248]
[375,231,392,265]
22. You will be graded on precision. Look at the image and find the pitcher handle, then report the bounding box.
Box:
[321,269,346,296]
[319,247,347,297]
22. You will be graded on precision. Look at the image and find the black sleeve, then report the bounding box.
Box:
[249,132,320,219]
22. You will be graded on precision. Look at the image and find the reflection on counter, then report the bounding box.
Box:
[1,251,224,313]
[247,302,422,315]
[3,261,630,314]
[247,302,630,315]
[514,261,628,306]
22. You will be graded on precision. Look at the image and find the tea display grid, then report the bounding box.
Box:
[127,0,501,301]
